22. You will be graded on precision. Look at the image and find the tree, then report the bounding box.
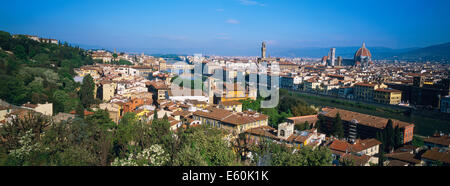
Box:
[412,136,424,147]
[112,53,118,61]
[333,113,344,139]
[340,157,355,166]
[172,145,208,166]
[13,45,27,60]
[0,112,51,151]
[378,150,386,166]
[316,114,326,134]
[80,74,95,108]
[383,119,395,153]
[75,103,85,118]
[86,109,115,130]
[111,144,169,166]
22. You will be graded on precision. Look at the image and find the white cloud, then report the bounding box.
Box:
[239,0,267,6]
[226,19,240,24]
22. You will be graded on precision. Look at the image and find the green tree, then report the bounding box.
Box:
[13,45,27,60]
[412,136,424,147]
[86,109,115,130]
[75,103,85,118]
[80,74,95,108]
[333,113,344,139]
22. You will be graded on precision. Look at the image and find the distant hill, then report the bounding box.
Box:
[393,42,450,61]
[272,47,417,59]
[272,42,450,62]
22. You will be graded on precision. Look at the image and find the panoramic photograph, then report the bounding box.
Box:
[0,0,449,184]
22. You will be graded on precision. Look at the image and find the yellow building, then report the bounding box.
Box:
[374,88,402,105]
[98,81,116,101]
[219,101,243,112]
[98,103,121,123]
[215,83,256,103]
[74,66,101,78]
[354,83,387,102]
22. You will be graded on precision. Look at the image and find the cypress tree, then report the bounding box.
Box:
[80,74,95,108]
[75,103,84,118]
[153,109,158,120]
[333,113,344,139]
[163,113,168,121]
[304,121,310,130]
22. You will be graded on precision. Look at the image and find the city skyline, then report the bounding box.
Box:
[1,0,450,55]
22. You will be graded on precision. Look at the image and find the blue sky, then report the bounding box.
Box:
[1,0,450,56]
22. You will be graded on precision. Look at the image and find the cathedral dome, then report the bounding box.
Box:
[354,42,372,59]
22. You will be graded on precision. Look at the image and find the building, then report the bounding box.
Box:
[441,96,450,113]
[304,78,320,92]
[421,148,450,166]
[386,77,450,108]
[218,101,243,112]
[280,76,295,89]
[327,48,336,67]
[353,83,387,102]
[338,86,354,99]
[0,106,11,121]
[146,81,170,101]
[159,59,167,72]
[52,113,75,123]
[99,103,121,123]
[354,42,373,68]
[193,107,269,135]
[384,152,423,166]
[286,115,319,127]
[244,122,326,150]
[423,133,450,149]
[321,108,415,144]
[98,81,116,101]
[374,88,402,105]
[328,138,381,166]
[22,102,53,116]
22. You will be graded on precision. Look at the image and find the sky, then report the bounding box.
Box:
[1,0,450,56]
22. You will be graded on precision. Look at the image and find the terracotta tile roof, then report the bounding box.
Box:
[286,133,312,144]
[220,101,243,107]
[221,112,268,126]
[287,115,318,125]
[172,110,192,117]
[194,108,268,126]
[69,110,94,116]
[322,108,414,129]
[384,152,422,164]
[340,153,371,166]
[329,138,381,153]
[421,149,450,164]
[193,107,233,121]
[245,126,278,139]
[423,135,450,147]
[22,103,38,108]
[146,81,169,90]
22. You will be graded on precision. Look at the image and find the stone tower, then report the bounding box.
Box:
[277,122,294,140]
[208,77,215,104]
[261,41,267,59]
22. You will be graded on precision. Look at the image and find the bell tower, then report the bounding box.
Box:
[261,41,266,59]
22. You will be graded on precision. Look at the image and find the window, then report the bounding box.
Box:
[280,130,285,137]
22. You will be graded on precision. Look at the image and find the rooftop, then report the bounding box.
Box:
[322,108,414,129]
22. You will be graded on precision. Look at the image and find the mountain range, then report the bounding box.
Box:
[271,42,450,61]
